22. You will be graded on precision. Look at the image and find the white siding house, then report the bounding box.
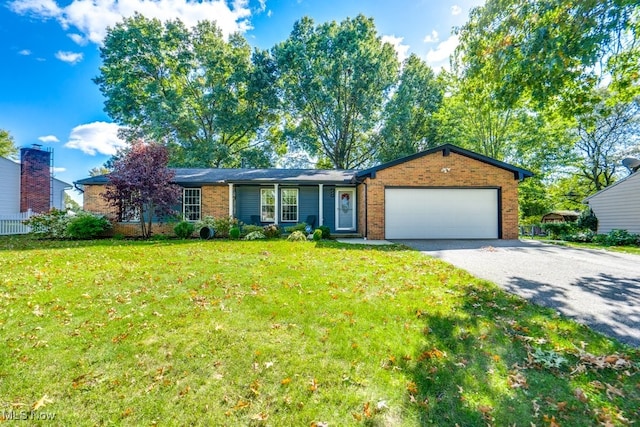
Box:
[584,172,640,234]
[0,155,72,215]
[0,157,21,215]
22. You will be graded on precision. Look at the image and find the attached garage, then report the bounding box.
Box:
[385,188,499,239]
[356,144,533,240]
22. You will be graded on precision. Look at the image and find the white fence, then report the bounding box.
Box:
[0,210,33,235]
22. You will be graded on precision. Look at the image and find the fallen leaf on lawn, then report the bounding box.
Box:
[407,381,418,394]
[308,378,318,392]
[508,372,528,389]
[251,412,268,421]
[352,412,362,421]
[589,380,605,390]
[543,415,561,427]
[605,383,624,400]
[264,361,274,369]
[32,394,53,410]
[376,400,389,411]
[556,401,567,412]
[179,385,190,396]
[310,422,328,427]
[250,380,261,396]
[574,388,588,403]
[121,408,133,417]
[363,402,372,418]
[281,378,291,385]
[478,405,492,414]
[233,400,250,410]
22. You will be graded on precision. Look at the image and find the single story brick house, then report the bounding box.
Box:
[76,144,533,239]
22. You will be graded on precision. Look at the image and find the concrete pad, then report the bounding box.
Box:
[337,238,395,245]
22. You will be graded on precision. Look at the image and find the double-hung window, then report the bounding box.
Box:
[261,188,276,222]
[281,188,298,222]
[183,188,201,221]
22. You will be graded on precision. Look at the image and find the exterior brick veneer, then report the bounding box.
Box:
[20,147,51,213]
[83,184,230,237]
[360,151,520,240]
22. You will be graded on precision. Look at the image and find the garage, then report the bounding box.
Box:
[385,188,499,239]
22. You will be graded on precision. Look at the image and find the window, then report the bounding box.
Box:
[183,188,201,221]
[261,188,276,222]
[281,188,299,222]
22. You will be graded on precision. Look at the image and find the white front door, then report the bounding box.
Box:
[335,188,356,231]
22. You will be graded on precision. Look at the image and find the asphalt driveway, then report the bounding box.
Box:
[395,239,640,348]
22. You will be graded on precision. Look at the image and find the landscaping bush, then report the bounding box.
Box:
[244,231,266,240]
[313,229,323,241]
[213,216,241,239]
[287,230,307,241]
[174,221,195,239]
[604,229,639,246]
[194,216,216,231]
[563,230,596,243]
[242,224,263,236]
[284,222,307,233]
[229,226,241,239]
[66,212,111,239]
[577,208,598,232]
[541,222,576,239]
[262,224,282,238]
[318,225,331,239]
[24,208,71,239]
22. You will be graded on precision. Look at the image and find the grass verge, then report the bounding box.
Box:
[1,236,638,425]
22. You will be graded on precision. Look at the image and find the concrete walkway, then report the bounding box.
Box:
[395,239,640,348]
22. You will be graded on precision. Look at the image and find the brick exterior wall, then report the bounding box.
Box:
[82,184,230,237]
[20,147,51,213]
[360,151,520,240]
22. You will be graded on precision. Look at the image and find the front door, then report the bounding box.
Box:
[335,188,356,231]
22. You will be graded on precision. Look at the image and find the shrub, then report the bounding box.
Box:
[244,231,266,240]
[213,216,241,239]
[66,212,112,239]
[541,222,575,239]
[604,229,639,246]
[262,224,282,239]
[318,225,331,239]
[577,208,598,232]
[313,229,323,241]
[287,230,307,241]
[284,223,307,233]
[174,221,195,239]
[194,216,216,230]
[242,224,264,236]
[24,208,71,239]
[563,230,596,243]
[229,226,241,239]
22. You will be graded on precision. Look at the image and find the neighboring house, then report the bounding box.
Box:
[76,144,533,239]
[541,210,580,223]
[0,147,71,215]
[584,171,640,234]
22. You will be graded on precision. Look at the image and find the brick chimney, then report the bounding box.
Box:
[20,145,52,213]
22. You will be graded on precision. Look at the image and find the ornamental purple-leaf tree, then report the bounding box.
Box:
[103,140,181,238]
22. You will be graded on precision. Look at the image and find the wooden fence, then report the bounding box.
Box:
[0,210,33,235]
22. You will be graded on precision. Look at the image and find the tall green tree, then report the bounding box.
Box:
[0,129,18,159]
[273,15,399,169]
[456,0,639,112]
[95,14,279,168]
[574,92,640,191]
[377,54,443,162]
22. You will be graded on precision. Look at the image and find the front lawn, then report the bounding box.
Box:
[1,237,638,425]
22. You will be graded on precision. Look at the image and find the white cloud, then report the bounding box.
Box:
[423,30,439,43]
[64,122,127,156]
[381,35,410,64]
[51,167,66,173]
[451,5,462,16]
[68,33,87,45]
[18,49,31,55]
[425,34,459,71]
[10,0,253,45]
[55,50,83,64]
[38,135,60,143]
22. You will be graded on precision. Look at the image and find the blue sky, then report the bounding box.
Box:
[0,0,483,201]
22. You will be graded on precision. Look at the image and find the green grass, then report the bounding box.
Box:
[1,236,639,426]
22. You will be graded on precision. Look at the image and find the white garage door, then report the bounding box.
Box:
[385,188,499,239]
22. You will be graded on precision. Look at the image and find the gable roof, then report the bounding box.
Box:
[584,171,640,202]
[356,144,534,181]
[75,168,357,186]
